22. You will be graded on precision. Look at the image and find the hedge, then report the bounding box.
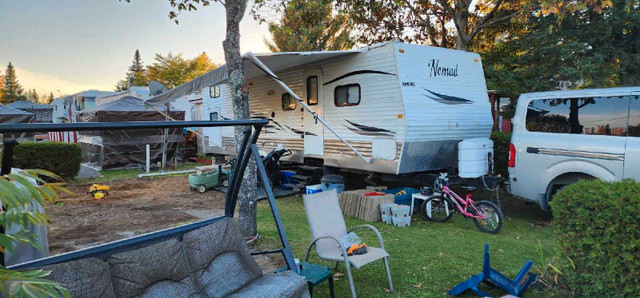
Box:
[14,142,82,180]
[490,131,511,177]
[551,179,640,296]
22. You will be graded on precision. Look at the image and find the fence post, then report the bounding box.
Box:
[146,144,150,173]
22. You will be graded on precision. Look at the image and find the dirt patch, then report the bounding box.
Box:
[46,175,226,255]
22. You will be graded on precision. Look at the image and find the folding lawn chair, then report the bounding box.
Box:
[303,189,394,298]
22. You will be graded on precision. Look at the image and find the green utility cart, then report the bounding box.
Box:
[189,165,230,193]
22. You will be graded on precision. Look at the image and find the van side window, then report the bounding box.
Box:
[629,95,640,137]
[306,76,318,105]
[526,96,629,136]
[335,84,361,107]
[281,93,296,111]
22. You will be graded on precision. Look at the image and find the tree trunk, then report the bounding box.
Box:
[569,99,584,134]
[223,0,258,238]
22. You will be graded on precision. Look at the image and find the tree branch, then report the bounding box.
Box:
[469,0,504,41]
[401,0,439,46]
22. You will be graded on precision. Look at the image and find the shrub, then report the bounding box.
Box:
[14,142,82,180]
[490,131,511,177]
[551,179,640,296]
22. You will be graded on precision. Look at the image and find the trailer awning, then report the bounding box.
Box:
[145,49,365,106]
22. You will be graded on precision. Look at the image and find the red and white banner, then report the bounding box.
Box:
[48,131,78,143]
[48,106,79,143]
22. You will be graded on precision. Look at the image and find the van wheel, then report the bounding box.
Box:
[544,184,564,212]
[544,173,595,212]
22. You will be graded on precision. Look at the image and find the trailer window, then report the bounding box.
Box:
[526,96,630,136]
[335,84,361,107]
[210,86,220,98]
[282,93,296,111]
[209,112,219,121]
[307,76,318,105]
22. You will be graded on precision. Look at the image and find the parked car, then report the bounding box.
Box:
[508,87,640,210]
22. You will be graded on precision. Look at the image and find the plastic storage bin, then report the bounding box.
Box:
[320,174,345,194]
[384,187,420,206]
[305,184,323,195]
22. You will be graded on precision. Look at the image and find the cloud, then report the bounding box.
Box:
[14,68,112,96]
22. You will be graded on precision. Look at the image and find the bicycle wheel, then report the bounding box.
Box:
[472,200,504,234]
[422,195,454,223]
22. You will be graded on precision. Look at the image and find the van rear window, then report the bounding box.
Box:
[526,96,630,136]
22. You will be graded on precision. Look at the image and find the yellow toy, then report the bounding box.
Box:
[88,184,110,200]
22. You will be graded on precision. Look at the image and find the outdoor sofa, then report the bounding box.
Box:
[15,218,309,298]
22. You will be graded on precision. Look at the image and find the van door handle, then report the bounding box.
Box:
[526,147,539,154]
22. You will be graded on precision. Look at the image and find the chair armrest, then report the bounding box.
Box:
[304,236,350,266]
[348,225,386,250]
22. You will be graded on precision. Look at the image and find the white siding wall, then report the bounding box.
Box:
[320,43,406,144]
[395,43,492,143]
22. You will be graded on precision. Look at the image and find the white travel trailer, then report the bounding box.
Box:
[146,42,492,175]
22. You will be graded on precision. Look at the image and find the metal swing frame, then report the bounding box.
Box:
[1,119,296,272]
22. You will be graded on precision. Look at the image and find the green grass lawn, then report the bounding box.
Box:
[253,194,558,297]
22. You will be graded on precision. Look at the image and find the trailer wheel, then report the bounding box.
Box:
[197,185,207,193]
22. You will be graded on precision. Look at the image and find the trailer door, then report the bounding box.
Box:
[303,69,324,156]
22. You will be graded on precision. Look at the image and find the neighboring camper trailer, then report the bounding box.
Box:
[147,42,492,175]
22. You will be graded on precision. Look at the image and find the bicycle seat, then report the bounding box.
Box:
[460,185,477,193]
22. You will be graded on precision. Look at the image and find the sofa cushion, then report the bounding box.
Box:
[42,257,115,298]
[107,238,197,297]
[182,218,262,297]
[228,271,310,298]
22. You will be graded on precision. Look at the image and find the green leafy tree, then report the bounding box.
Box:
[146,52,216,89]
[190,52,218,78]
[335,0,614,51]
[256,0,354,52]
[0,169,71,297]
[335,0,514,50]
[1,62,25,103]
[47,92,55,104]
[115,50,149,91]
[481,1,633,117]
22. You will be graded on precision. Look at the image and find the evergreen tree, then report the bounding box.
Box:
[48,92,55,103]
[1,62,24,103]
[26,89,40,102]
[115,50,149,91]
[262,0,354,52]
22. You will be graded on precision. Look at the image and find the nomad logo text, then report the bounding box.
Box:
[428,59,459,78]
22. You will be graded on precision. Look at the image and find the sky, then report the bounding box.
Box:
[0,0,271,96]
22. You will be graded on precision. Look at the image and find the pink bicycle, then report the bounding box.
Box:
[422,173,503,234]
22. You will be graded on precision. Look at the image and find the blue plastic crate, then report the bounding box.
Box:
[383,187,420,206]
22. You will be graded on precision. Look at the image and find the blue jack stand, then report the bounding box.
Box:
[449,243,537,297]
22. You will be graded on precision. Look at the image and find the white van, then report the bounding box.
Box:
[508,87,640,210]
